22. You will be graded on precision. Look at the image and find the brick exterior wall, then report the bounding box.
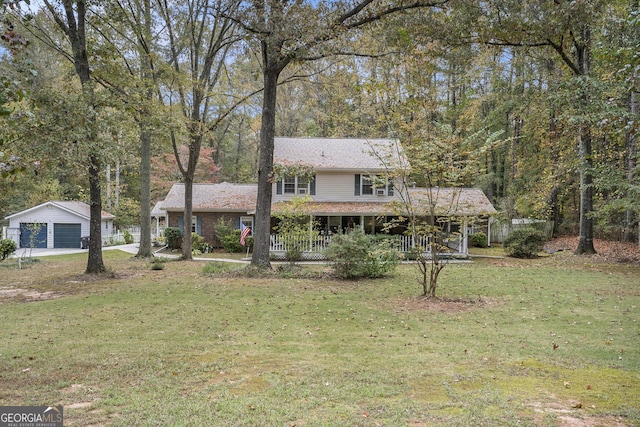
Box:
[168,212,244,248]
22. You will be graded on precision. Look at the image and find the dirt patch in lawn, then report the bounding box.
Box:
[529,400,631,427]
[0,286,61,303]
[395,295,497,314]
[0,270,144,304]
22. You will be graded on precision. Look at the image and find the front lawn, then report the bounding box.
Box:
[0,248,638,426]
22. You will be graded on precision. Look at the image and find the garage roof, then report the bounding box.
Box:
[4,201,115,220]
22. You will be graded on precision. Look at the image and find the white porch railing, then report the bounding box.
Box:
[269,234,467,259]
[105,227,141,245]
[269,235,332,253]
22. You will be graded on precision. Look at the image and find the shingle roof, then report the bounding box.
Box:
[406,187,497,216]
[4,200,115,220]
[161,183,495,217]
[161,182,257,212]
[151,201,165,217]
[52,201,116,220]
[273,137,408,171]
[271,188,496,217]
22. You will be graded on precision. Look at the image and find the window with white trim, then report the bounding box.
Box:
[362,175,374,195]
[359,174,392,196]
[279,175,314,195]
[284,177,296,194]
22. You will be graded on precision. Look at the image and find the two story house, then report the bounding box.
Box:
[271,137,406,235]
[159,137,497,255]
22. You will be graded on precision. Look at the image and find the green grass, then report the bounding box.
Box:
[0,250,638,426]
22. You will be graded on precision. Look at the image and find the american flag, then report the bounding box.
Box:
[240,223,251,246]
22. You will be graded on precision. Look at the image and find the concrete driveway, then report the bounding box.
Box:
[10,244,252,263]
[11,243,140,258]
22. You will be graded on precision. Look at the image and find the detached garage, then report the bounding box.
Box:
[3,201,115,249]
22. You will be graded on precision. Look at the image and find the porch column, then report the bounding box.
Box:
[463,217,468,254]
[309,215,314,252]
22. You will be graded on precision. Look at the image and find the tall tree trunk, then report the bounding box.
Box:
[548,108,561,236]
[576,125,596,254]
[87,153,105,272]
[138,125,153,257]
[252,67,279,268]
[106,164,111,210]
[183,175,194,260]
[180,122,203,260]
[574,26,596,255]
[136,0,153,258]
[115,159,120,207]
[45,0,105,273]
[624,91,638,243]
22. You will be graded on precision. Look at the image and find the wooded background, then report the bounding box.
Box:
[1,0,638,245]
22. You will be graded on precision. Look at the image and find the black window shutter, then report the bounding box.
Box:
[387,181,394,196]
[354,174,360,196]
[276,180,282,195]
[310,175,316,195]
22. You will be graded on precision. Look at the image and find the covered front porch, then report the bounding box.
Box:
[268,213,470,260]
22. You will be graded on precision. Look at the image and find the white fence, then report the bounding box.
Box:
[490,219,554,244]
[106,227,141,245]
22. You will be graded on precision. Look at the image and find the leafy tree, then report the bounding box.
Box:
[451,0,609,254]
[156,0,259,260]
[234,0,449,269]
[272,195,318,264]
[386,126,499,297]
[39,0,106,273]
[103,0,157,258]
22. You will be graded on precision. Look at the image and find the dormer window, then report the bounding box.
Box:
[277,175,316,195]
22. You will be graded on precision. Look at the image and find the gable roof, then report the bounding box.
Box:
[161,182,257,212]
[4,201,115,221]
[273,137,408,171]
